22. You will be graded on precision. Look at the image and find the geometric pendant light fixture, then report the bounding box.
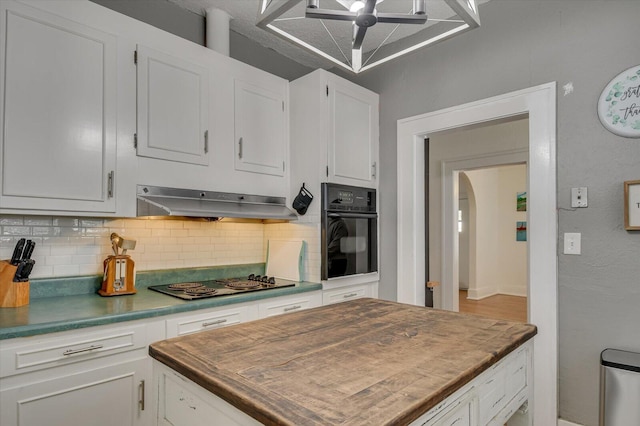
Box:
[257,0,480,73]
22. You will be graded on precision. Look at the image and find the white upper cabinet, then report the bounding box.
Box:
[136,44,209,166]
[290,70,379,195]
[0,1,117,214]
[289,69,379,221]
[328,78,379,185]
[234,79,286,177]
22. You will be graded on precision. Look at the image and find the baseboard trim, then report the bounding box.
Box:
[558,418,584,426]
[498,286,527,298]
[466,287,497,300]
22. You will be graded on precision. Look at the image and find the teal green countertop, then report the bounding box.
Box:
[0,264,322,340]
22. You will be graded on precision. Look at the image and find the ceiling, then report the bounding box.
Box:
[167,0,488,71]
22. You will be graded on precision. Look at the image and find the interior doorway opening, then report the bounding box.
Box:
[456,164,528,323]
[396,83,558,424]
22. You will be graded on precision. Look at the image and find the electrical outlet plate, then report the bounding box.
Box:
[571,187,588,208]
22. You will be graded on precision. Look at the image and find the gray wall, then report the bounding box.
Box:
[342,1,640,425]
[89,0,312,81]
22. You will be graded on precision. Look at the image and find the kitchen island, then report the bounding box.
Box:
[149,298,537,426]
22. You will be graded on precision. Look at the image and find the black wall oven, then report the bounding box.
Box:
[321,183,377,280]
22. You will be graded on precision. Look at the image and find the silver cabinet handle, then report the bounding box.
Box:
[372,161,377,178]
[238,137,243,159]
[204,130,209,154]
[63,344,104,356]
[202,319,227,327]
[139,380,145,411]
[284,305,302,312]
[107,171,114,198]
[343,293,358,299]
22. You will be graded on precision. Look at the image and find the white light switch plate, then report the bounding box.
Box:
[564,233,581,255]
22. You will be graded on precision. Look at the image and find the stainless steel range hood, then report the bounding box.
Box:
[136,185,297,221]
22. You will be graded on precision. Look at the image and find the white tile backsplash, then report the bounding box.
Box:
[0,215,321,281]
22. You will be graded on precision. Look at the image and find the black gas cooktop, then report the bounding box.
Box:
[148,274,295,300]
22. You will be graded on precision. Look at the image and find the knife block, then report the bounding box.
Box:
[0,260,30,308]
[99,255,136,296]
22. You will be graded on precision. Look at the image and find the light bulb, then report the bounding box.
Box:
[349,1,365,12]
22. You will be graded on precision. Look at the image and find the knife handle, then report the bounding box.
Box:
[11,238,26,265]
[13,262,27,282]
[22,240,36,260]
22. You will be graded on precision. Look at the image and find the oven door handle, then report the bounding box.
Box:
[327,212,377,219]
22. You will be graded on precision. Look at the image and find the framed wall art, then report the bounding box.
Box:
[517,191,527,211]
[624,180,640,230]
[516,221,527,241]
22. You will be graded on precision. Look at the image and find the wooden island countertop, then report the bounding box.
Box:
[149,298,537,425]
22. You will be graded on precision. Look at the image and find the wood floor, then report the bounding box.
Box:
[458,290,527,323]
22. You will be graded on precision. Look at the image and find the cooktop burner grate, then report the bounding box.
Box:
[184,287,218,296]
[168,282,204,290]
[225,281,261,290]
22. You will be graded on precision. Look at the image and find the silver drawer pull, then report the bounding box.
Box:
[343,293,358,299]
[284,305,302,312]
[492,394,505,408]
[202,319,227,327]
[62,344,104,356]
[450,417,464,425]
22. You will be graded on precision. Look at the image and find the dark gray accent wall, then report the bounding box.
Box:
[342,1,640,425]
[89,0,311,81]
[90,0,205,45]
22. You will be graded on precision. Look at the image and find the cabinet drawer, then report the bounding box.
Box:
[506,347,527,398]
[0,324,147,377]
[432,399,472,426]
[322,285,368,305]
[258,292,322,318]
[410,389,475,426]
[158,366,261,426]
[478,368,506,425]
[166,306,249,338]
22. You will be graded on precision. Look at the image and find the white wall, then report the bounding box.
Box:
[466,167,501,299]
[497,165,527,296]
[458,193,470,290]
[464,165,527,299]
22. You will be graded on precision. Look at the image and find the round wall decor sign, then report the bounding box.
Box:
[597,64,640,138]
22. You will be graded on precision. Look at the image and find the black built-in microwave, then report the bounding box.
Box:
[321,183,377,280]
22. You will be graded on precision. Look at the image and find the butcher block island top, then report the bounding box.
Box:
[149,298,537,425]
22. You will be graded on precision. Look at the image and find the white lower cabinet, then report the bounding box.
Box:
[156,362,261,426]
[0,358,149,426]
[322,281,378,305]
[258,291,322,318]
[0,320,163,426]
[165,305,252,338]
[409,341,532,426]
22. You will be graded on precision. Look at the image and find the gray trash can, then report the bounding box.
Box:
[600,348,640,426]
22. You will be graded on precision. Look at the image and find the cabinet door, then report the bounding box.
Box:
[0,1,117,213]
[136,44,209,166]
[0,358,150,426]
[234,79,286,176]
[328,78,378,186]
